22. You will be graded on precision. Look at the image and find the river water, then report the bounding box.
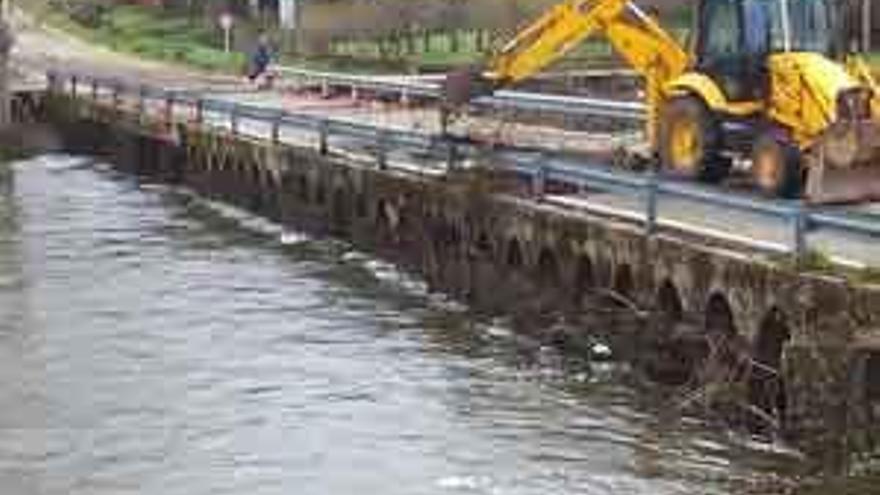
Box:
[0,154,841,494]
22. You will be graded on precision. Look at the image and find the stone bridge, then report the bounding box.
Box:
[19,89,880,467]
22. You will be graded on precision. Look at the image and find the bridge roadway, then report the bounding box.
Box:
[188,87,880,269]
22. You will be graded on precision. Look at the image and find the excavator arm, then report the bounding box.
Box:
[467,0,690,145]
[488,0,688,88]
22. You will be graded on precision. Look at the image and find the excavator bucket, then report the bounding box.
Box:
[807,164,880,204]
[805,122,880,204]
[442,66,496,108]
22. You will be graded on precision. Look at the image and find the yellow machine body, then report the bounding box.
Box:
[470,0,880,202]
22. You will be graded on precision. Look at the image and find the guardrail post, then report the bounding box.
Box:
[137,85,147,122]
[376,129,388,170]
[46,71,57,93]
[164,93,174,131]
[792,201,809,268]
[271,111,282,143]
[194,98,204,125]
[645,168,659,235]
[318,120,329,155]
[445,139,457,171]
[532,161,547,199]
[112,82,122,113]
[70,75,78,99]
[230,104,239,135]
[439,105,450,136]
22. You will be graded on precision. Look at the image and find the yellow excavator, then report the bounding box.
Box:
[446,0,880,202]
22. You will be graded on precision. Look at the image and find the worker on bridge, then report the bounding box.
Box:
[247,33,275,90]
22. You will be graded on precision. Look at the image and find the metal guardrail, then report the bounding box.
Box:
[277,67,440,99]
[47,70,880,267]
[276,66,646,122]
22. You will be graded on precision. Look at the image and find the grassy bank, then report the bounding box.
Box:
[32,3,415,74]
[36,4,248,73]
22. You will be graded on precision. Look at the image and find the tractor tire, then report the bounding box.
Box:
[751,133,803,199]
[659,96,729,183]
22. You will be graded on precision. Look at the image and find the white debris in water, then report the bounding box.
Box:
[280,229,311,245]
[590,342,612,360]
[435,474,493,490]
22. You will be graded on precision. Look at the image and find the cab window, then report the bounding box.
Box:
[703,0,742,60]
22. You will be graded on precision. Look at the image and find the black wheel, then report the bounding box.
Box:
[659,96,729,183]
[751,133,803,199]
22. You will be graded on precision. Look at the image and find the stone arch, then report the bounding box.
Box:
[864,353,880,403]
[858,352,880,436]
[331,185,350,229]
[574,254,594,292]
[505,237,523,269]
[593,252,613,288]
[427,212,448,253]
[266,169,280,195]
[375,198,389,229]
[613,263,634,298]
[355,190,368,218]
[705,292,737,336]
[536,246,560,286]
[749,307,791,424]
[445,217,462,256]
[245,165,264,212]
[250,162,263,191]
[656,279,684,325]
[314,177,327,206]
[296,173,309,203]
[473,229,493,258]
[262,170,281,220]
[375,198,399,241]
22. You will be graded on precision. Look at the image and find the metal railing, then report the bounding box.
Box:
[47,70,880,268]
[276,66,646,121]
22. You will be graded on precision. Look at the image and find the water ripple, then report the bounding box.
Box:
[0,155,809,495]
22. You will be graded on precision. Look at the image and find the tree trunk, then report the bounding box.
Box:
[864,0,872,51]
[0,13,12,128]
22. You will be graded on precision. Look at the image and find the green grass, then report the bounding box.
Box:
[327,31,623,73]
[40,5,247,74]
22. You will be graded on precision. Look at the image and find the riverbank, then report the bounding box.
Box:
[28,4,246,74]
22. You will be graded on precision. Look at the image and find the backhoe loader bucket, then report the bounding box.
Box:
[805,123,880,204]
[442,66,496,107]
[806,165,880,204]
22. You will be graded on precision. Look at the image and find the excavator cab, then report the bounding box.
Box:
[696,0,772,102]
[694,0,839,102]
